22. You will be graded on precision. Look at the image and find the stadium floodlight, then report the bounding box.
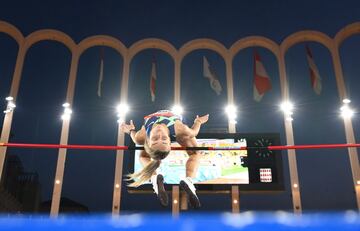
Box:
[172,104,184,116]
[340,99,355,119]
[116,103,130,115]
[280,101,294,113]
[225,104,237,124]
[116,103,130,123]
[280,101,294,121]
[3,96,16,114]
[5,96,13,101]
[225,104,236,115]
[61,103,72,120]
[340,105,354,119]
[7,102,16,109]
[62,102,70,108]
[342,98,351,104]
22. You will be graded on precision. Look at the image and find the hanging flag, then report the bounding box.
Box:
[306,45,322,95]
[203,56,222,95]
[97,48,104,97]
[150,58,157,102]
[253,50,272,102]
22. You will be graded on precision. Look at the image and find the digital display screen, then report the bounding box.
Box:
[129,133,284,192]
[134,138,249,184]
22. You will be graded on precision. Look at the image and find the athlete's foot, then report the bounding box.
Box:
[180,177,201,209]
[151,174,168,207]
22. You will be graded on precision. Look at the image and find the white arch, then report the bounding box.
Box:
[229,36,280,60]
[24,29,76,52]
[77,35,127,58]
[335,22,360,47]
[281,30,333,54]
[0,20,24,45]
[128,38,177,61]
[178,38,228,62]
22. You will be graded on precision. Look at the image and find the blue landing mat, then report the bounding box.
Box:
[0,212,359,230]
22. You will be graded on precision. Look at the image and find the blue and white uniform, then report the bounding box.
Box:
[144,110,183,138]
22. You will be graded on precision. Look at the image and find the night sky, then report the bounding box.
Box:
[0,0,360,213]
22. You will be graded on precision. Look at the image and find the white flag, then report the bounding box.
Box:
[150,60,157,102]
[203,56,222,95]
[97,49,104,97]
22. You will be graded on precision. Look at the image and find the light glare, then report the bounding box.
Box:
[340,105,354,118]
[280,101,294,112]
[61,114,71,120]
[117,103,129,114]
[225,104,237,124]
[225,104,237,115]
[172,104,184,116]
[342,98,351,104]
[5,96,13,101]
[64,108,72,115]
[62,102,70,108]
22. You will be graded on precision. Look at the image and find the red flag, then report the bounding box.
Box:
[306,45,322,95]
[150,59,157,102]
[253,50,272,102]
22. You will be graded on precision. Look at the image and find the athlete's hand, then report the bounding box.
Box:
[120,120,136,134]
[194,114,209,125]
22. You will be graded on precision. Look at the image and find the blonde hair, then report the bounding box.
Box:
[127,139,170,187]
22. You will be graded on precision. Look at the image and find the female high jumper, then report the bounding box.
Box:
[121,110,209,208]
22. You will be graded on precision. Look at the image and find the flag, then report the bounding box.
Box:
[203,56,222,95]
[150,59,157,102]
[306,45,322,95]
[97,48,104,97]
[253,50,272,102]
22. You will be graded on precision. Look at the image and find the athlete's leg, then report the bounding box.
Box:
[180,151,202,209]
[185,152,201,178]
[139,151,168,206]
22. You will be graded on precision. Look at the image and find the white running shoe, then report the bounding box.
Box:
[151,174,168,207]
[180,177,201,209]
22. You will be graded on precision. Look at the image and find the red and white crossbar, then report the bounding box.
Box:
[0,142,359,151]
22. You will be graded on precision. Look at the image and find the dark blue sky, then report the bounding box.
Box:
[0,0,360,213]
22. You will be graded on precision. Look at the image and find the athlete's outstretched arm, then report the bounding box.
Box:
[175,114,209,140]
[120,120,146,144]
[190,114,209,137]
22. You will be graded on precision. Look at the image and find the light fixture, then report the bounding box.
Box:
[117,103,129,114]
[280,101,294,113]
[340,99,355,119]
[172,104,184,116]
[225,104,237,124]
[62,102,70,108]
[342,98,351,104]
[61,102,72,120]
[116,103,130,123]
[280,101,294,121]
[340,105,354,118]
[3,96,16,114]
